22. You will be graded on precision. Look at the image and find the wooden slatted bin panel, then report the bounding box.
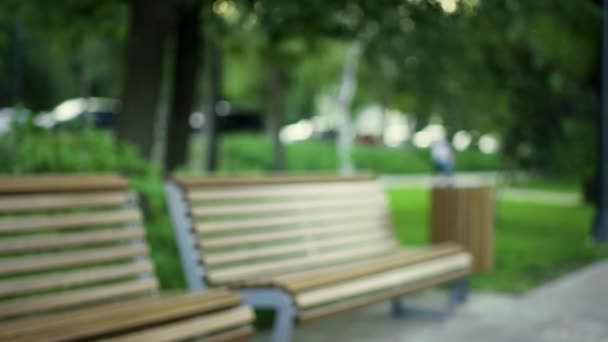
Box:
[0,175,159,322]
[177,175,400,285]
[430,185,494,272]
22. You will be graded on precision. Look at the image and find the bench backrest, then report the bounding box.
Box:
[0,175,158,322]
[169,175,400,287]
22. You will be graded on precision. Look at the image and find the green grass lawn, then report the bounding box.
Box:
[388,188,608,293]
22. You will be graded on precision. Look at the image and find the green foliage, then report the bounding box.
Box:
[130,176,186,290]
[0,115,150,176]
[388,188,608,293]
[0,121,184,290]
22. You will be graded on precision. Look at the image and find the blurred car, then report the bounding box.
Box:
[46,97,120,129]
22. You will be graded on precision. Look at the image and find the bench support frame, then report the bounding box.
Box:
[390,278,469,319]
[165,182,206,291]
[240,288,296,342]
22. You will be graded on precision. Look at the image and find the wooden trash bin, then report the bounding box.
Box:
[430,185,495,272]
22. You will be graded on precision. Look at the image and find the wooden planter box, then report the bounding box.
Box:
[430,185,495,272]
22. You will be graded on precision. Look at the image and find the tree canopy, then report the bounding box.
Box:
[0,0,602,178]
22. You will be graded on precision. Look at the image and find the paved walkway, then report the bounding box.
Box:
[254,260,608,341]
[380,173,581,206]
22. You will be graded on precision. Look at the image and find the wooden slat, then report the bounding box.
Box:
[275,243,465,292]
[204,326,255,342]
[192,194,386,217]
[207,242,397,284]
[200,218,389,249]
[0,261,153,298]
[0,191,129,213]
[188,181,381,201]
[0,278,158,320]
[0,174,128,194]
[100,307,254,342]
[0,227,144,254]
[196,206,387,233]
[204,230,394,266]
[294,253,471,308]
[10,292,245,342]
[0,208,141,234]
[0,289,239,338]
[177,174,375,187]
[0,244,149,276]
[297,270,470,323]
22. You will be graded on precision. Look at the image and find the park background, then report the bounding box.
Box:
[0,0,607,319]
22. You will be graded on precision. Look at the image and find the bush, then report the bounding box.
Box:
[0,115,184,290]
[0,115,152,176]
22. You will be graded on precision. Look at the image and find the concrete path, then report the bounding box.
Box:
[380,173,581,206]
[253,260,608,341]
[409,260,608,342]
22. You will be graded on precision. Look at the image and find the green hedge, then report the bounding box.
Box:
[215,133,499,174]
[0,121,185,290]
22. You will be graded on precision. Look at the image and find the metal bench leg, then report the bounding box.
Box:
[241,288,296,342]
[390,278,469,319]
[448,278,469,306]
[272,298,296,342]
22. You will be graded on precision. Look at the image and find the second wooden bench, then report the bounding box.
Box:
[166,174,472,342]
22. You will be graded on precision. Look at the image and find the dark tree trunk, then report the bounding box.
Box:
[164,0,203,173]
[204,36,222,172]
[266,62,285,171]
[117,0,175,160]
[11,21,23,103]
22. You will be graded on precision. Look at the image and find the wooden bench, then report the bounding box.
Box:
[166,174,472,342]
[0,174,254,341]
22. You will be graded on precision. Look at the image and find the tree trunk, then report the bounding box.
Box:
[378,93,388,145]
[335,24,377,174]
[266,62,285,171]
[117,0,175,160]
[11,21,23,104]
[204,36,222,172]
[164,0,203,173]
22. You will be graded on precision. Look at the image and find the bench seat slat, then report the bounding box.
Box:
[0,278,158,320]
[0,174,128,194]
[0,227,144,254]
[0,261,153,298]
[179,174,375,187]
[208,242,397,284]
[101,307,254,342]
[192,194,385,217]
[297,269,471,323]
[0,208,141,234]
[0,244,149,276]
[275,243,465,292]
[203,230,394,266]
[197,206,387,233]
[200,218,389,249]
[294,253,472,308]
[189,183,380,201]
[0,191,128,213]
[0,290,243,341]
[34,299,244,342]
[202,326,255,342]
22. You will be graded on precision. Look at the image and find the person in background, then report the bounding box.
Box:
[431,137,454,177]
